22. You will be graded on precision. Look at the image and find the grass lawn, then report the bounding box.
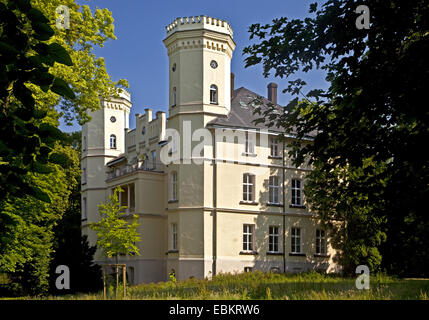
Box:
[39,271,429,300]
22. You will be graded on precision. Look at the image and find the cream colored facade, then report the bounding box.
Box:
[81,15,337,284]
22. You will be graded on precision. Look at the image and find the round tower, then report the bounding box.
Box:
[163,16,235,280]
[81,90,132,245]
[164,15,236,118]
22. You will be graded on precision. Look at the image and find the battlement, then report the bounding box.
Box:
[165,15,233,38]
[118,89,131,101]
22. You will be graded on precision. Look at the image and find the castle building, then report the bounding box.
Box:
[81,15,337,284]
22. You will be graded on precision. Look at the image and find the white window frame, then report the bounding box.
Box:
[245,131,256,155]
[291,178,302,206]
[268,226,279,253]
[110,134,116,149]
[291,227,301,253]
[270,138,279,157]
[243,224,254,252]
[316,229,327,255]
[243,173,255,202]
[170,172,178,201]
[171,223,178,251]
[210,85,218,104]
[269,176,280,204]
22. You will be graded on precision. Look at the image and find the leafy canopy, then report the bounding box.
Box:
[244,0,429,275]
[90,187,140,262]
[0,0,75,204]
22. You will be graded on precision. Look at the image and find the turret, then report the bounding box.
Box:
[163,15,236,118]
[81,90,132,245]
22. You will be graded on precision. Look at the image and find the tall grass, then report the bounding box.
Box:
[13,271,429,300]
[124,271,428,300]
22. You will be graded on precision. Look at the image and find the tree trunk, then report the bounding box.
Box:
[123,265,126,299]
[115,255,119,299]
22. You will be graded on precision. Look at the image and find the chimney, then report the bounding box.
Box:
[230,73,235,99]
[267,82,278,105]
[145,108,153,122]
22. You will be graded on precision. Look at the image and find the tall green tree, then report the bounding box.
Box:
[1,0,128,294]
[30,0,128,125]
[49,131,102,295]
[1,142,79,295]
[0,0,75,204]
[90,187,140,297]
[90,187,140,264]
[244,0,429,275]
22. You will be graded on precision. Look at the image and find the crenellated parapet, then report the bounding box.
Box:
[101,89,132,110]
[164,16,235,59]
[165,15,233,38]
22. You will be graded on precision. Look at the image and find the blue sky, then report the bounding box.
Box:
[60,0,328,131]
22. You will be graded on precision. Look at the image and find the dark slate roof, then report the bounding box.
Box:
[208,87,285,132]
[106,155,126,166]
[208,87,316,138]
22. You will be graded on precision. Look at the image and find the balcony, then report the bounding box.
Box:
[106,160,164,181]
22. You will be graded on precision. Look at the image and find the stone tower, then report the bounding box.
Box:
[81,90,132,245]
[163,16,236,279]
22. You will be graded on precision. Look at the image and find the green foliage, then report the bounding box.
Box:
[0,0,127,296]
[0,0,75,204]
[169,270,177,284]
[49,131,102,294]
[14,272,429,300]
[90,187,141,262]
[0,142,79,295]
[30,0,129,125]
[125,271,426,300]
[244,0,429,276]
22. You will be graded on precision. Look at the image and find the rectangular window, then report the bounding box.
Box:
[269,226,279,253]
[82,198,87,220]
[128,266,135,285]
[243,174,255,202]
[82,168,86,184]
[245,131,255,154]
[171,223,178,250]
[243,224,254,251]
[210,85,218,104]
[171,172,178,201]
[270,138,279,157]
[291,227,301,253]
[269,176,280,204]
[291,179,302,206]
[291,150,298,161]
[316,229,327,255]
[151,150,156,169]
[129,183,135,212]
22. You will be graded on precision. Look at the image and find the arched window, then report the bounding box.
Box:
[110,134,116,149]
[172,87,176,106]
[170,171,178,201]
[210,85,218,104]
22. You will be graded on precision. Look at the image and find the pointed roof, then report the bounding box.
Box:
[208,87,316,138]
[208,87,284,132]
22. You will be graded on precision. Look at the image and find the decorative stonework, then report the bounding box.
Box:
[165,15,233,38]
